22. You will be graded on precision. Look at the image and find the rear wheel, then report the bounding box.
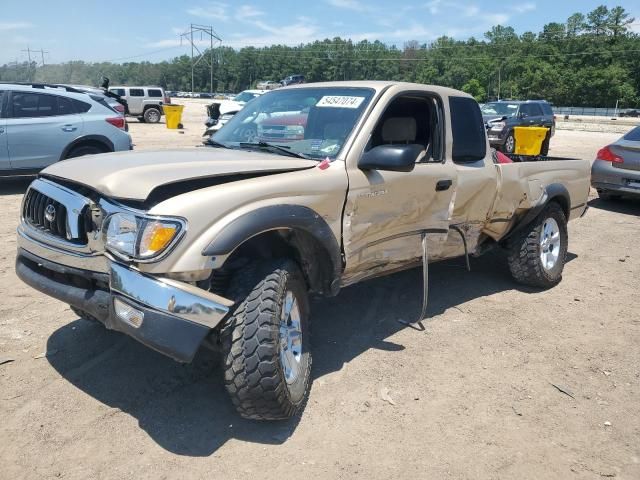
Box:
[221,259,311,420]
[143,107,161,124]
[507,203,568,289]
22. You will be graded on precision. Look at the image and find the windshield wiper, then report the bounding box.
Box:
[238,141,309,159]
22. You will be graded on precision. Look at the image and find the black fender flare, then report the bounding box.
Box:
[503,183,570,241]
[202,205,342,294]
[59,135,114,160]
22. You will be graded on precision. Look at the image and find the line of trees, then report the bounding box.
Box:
[1,5,638,108]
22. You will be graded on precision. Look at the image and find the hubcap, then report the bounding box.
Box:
[506,135,515,153]
[148,110,160,122]
[540,217,561,271]
[279,291,303,385]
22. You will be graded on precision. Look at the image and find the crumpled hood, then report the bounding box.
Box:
[483,114,508,124]
[42,148,318,200]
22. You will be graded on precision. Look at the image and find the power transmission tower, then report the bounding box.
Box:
[180,24,222,94]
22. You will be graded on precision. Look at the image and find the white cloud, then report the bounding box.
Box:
[482,13,510,25]
[326,0,366,12]
[187,2,229,21]
[511,2,536,14]
[0,21,33,31]
[237,5,264,18]
[425,0,443,15]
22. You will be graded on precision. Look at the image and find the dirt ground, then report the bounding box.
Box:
[0,100,639,480]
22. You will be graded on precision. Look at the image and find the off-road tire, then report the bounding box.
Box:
[221,259,311,420]
[507,202,568,289]
[143,107,161,124]
[65,145,104,159]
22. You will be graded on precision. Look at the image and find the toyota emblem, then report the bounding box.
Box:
[44,204,57,222]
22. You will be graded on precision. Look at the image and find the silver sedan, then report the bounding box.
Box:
[591,126,640,200]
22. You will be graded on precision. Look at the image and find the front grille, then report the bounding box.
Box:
[23,189,87,243]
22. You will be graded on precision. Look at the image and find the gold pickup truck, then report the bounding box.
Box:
[16,82,590,420]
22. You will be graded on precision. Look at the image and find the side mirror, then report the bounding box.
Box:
[358,144,422,172]
[518,112,528,119]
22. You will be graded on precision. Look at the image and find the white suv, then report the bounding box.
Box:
[108,86,170,123]
[0,83,132,176]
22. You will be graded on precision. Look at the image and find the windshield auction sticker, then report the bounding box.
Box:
[316,96,365,109]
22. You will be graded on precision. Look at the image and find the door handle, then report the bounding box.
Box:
[61,125,77,132]
[0,127,4,134]
[436,179,452,191]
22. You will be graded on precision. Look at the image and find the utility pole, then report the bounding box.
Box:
[21,47,34,81]
[35,48,49,67]
[180,24,222,94]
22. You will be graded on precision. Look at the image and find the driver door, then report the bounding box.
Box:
[341,90,456,285]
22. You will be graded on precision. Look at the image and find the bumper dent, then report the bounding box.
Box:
[16,250,233,363]
[110,263,232,328]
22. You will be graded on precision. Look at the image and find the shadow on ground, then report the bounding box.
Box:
[0,177,33,196]
[588,196,640,215]
[46,249,571,456]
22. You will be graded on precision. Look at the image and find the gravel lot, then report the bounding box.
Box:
[1,100,639,480]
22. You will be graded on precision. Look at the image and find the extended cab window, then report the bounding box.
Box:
[129,89,144,97]
[449,96,486,163]
[148,89,162,98]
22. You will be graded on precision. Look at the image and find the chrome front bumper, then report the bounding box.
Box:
[17,229,233,362]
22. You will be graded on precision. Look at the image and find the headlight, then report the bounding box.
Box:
[489,121,506,132]
[105,213,185,261]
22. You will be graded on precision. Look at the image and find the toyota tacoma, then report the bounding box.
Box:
[16,82,590,420]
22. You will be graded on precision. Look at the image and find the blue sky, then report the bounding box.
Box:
[1,0,638,64]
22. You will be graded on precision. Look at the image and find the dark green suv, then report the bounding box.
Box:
[482,100,556,154]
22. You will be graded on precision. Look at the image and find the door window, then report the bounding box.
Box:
[11,92,71,118]
[367,94,443,162]
[111,88,126,97]
[449,96,486,164]
[519,103,543,117]
[129,89,144,97]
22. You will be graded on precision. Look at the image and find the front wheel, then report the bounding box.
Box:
[504,132,516,154]
[221,259,311,420]
[507,203,568,288]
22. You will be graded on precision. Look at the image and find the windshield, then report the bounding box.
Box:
[213,87,375,159]
[234,91,260,103]
[481,102,519,117]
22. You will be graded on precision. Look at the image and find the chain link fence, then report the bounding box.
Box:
[552,106,638,117]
